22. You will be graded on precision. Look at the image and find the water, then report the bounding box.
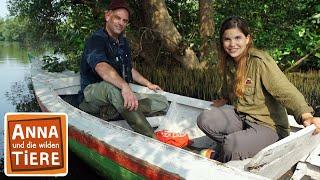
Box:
[0,42,30,160]
[0,42,102,179]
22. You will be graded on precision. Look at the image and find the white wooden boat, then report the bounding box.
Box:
[30,56,320,179]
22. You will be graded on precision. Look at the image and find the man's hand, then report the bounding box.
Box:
[211,98,228,107]
[146,83,162,92]
[121,84,138,111]
[132,68,162,92]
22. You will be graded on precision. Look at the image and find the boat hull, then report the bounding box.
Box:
[30,55,320,179]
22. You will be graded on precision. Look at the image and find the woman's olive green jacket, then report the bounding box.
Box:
[221,48,314,138]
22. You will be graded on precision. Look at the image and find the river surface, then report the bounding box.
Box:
[0,42,30,160]
[0,42,102,179]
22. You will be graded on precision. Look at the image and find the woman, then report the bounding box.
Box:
[197,16,320,163]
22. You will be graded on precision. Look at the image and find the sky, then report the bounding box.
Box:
[0,0,9,18]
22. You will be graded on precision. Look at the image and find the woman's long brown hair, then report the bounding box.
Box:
[219,16,253,98]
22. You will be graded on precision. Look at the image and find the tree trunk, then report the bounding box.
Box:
[125,2,163,65]
[199,0,218,63]
[142,0,201,69]
[126,30,162,66]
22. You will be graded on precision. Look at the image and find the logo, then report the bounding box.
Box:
[245,78,253,85]
[4,113,68,176]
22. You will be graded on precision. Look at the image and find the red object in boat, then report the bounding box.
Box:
[155,130,190,148]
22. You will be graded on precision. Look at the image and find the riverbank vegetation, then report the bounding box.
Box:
[2,0,320,106]
[135,63,320,108]
[0,17,28,42]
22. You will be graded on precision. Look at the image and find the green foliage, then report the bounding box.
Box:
[166,0,200,48]
[41,55,66,72]
[7,0,105,71]
[0,18,5,41]
[0,17,28,42]
[6,0,320,71]
[164,0,319,70]
[213,0,320,70]
[55,4,102,72]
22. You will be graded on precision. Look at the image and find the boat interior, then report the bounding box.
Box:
[59,89,218,151]
[30,60,320,179]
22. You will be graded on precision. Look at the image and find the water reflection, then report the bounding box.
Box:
[0,42,29,64]
[0,75,41,172]
[5,76,41,112]
[0,42,35,173]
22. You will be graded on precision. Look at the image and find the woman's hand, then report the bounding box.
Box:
[302,113,320,134]
[146,82,162,92]
[212,98,228,107]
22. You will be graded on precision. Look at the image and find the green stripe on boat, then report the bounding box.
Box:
[69,139,145,180]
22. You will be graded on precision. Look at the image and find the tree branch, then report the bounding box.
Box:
[284,47,320,73]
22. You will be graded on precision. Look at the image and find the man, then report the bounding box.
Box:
[79,0,168,138]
